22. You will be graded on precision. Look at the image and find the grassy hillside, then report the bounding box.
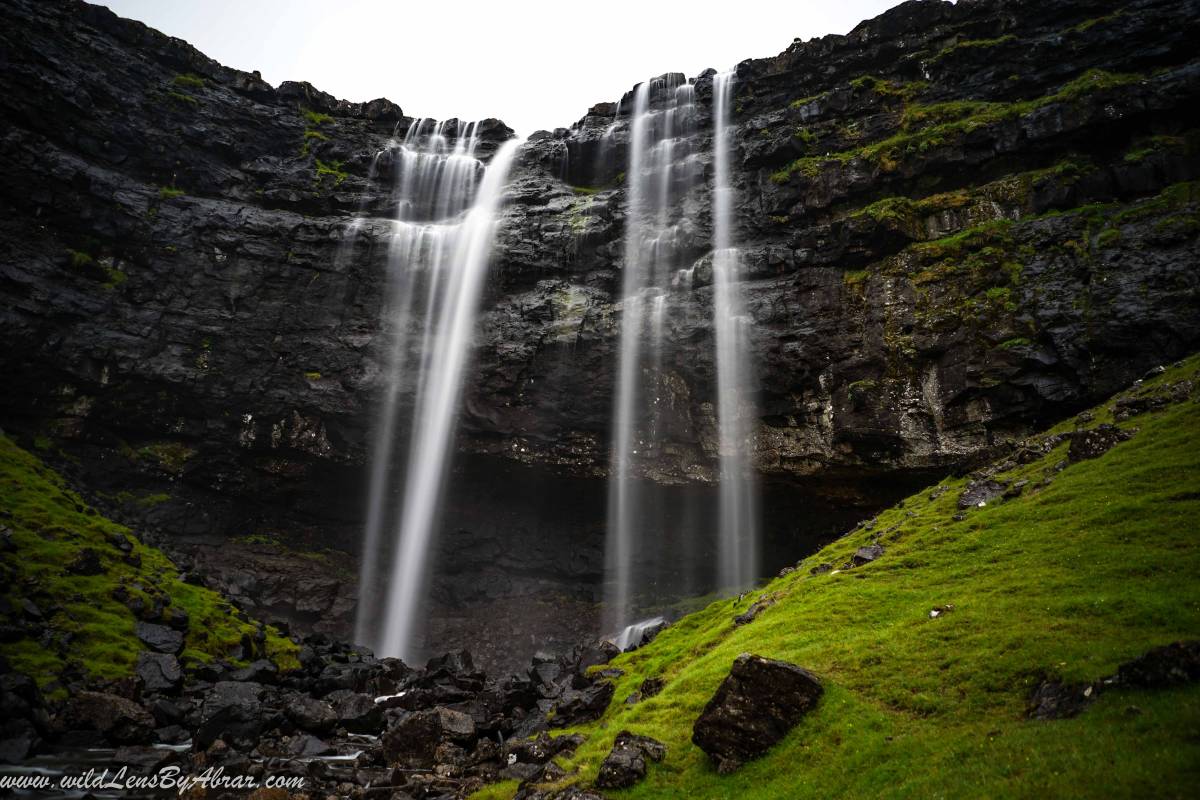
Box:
[489,356,1200,799]
[0,434,298,697]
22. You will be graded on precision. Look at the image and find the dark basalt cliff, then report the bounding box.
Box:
[2,0,1199,669]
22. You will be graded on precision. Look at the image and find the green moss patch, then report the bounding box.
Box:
[771,68,1145,183]
[0,436,298,693]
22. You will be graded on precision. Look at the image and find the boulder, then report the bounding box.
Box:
[503,731,584,766]
[549,680,613,727]
[328,690,383,733]
[60,691,155,745]
[135,651,183,693]
[284,693,337,734]
[639,676,664,699]
[286,733,334,757]
[229,659,278,684]
[595,730,666,789]
[849,544,884,567]
[1027,679,1097,720]
[957,480,1007,509]
[135,621,184,655]
[734,596,776,625]
[1116,640,1200,688]
[383,706,477,767]
[66,547,104,575]
[691,654,823,773]
[195,681,265,749]
[0,719,39,762]
[1068,424,1135,462]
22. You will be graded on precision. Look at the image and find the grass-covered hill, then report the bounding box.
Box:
[0,434,298,699]
[485,356,1200,799]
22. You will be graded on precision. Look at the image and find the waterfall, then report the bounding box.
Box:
[605,75,701,634]
[355,121,523,660]
[711,70,759,591]
[604,69,759,636]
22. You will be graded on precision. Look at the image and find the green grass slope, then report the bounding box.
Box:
[0,434,298,697]
[496,356,1200,799]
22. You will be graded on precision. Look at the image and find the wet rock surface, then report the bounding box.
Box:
[692,653,824,773]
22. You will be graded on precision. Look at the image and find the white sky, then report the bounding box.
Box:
[99,0,908,135]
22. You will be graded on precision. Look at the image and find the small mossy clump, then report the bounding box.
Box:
[159,185,184,200]
[506,357,1200,800]
[302,108,334,126]
[929,34,1017,65]
[789,92,826,110]
[315,158,348,186]
[165,90,199,107]
[66,248,93,269]
[134,441,196,474]
[1123,134,1190,163]
[0,436,299,695]
[300,127,330,156]
[101,266,127,289]
[848,75,928,102]
[171,73,206,89]
[1068,9,1124,35]
[66,249,127,289]
[771,68,1145,183]
[299,109,335,156]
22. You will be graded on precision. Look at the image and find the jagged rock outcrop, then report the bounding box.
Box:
[1,0,1199,668]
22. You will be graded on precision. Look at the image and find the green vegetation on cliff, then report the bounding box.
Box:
[0,435,299,695]
[771,68,1146,182]
[487,357,1200,799]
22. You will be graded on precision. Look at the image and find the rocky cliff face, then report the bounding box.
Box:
[2,0,1198,671]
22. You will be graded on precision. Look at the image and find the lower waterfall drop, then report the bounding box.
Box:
[355,121,523,661]
[711,69,760,592]
[606,75,702,635]
[605,69,760,642]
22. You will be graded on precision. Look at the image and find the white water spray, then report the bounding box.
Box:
[711,70,760,590]
[606,75,701,634]
[355,122,523,660]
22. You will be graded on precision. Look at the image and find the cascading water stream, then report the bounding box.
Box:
[355,121,523,660]
[605,70,759,641]
[711,70,760,591]
[606,76,701,635]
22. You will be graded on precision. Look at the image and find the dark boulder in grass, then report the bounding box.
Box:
[595,730,666,789]
[692,654,823,774]
[1116,640,1200,688]
[1067,424,1135,462]
[957,479,1007,510]
[548,679,614,727]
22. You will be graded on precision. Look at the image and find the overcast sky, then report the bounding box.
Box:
[100,0,908,135]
